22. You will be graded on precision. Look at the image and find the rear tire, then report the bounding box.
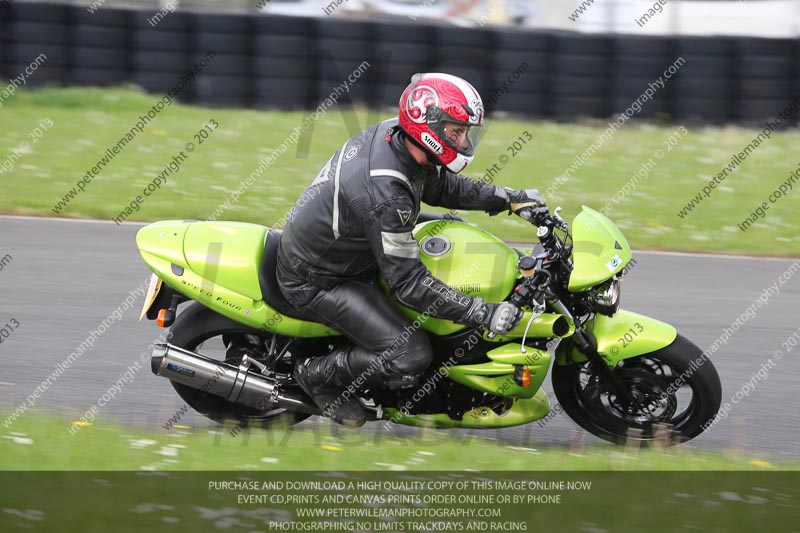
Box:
[552,334,721,445]
[166,302,311,429]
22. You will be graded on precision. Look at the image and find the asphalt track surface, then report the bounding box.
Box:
[1,215,799,460]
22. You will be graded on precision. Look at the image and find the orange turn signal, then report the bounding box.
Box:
[157,309,168,327]
[521,368,531,387]
[513,365,532,387]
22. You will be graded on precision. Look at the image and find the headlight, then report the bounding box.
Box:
[593,278,621,316]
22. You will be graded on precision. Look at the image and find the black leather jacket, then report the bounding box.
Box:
[276,118,512,325]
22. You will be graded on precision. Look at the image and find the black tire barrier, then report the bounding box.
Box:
[318,39,374,60]
[191,12,250,34]
[553,95,609,120]
[612,35,673,57]
[317,54,375,85]
[253,14,315,35]
[132,51,190,74]
[610,95,668,118]
[380,62,433,86]
[9,2,70,23]
[553,75,609,97]
[436,45,494,68]
[494,31,552,52]
[676,97,731,123]
[738,56,794,79]
[130,10,191,31]
[11,21,69,44]
[71,67,130,86]
[132,30,192,52]
[70,5,129,27]
[254,35,315,57]
[552,53,611,77]
[5,3,800,126]
[375,43,429,66]
[73,26,131,49]
[254,77,311,110]
[317,19,374,40]
[670,56,734,78]
[197,53,251,76]
[374,21,430,42]
[8,62,66,86]
[12,44,69,66]
[733,36,795,56]
[193,32,251,55]
[428,64,496,95]
[674,77,732,99]
[254,56,313,79]
[72,47,128,70]
[735,98,800,124]
[611,75,674,100]
[490,70,547,94]
[195,75,250,98]
[433,25,493,49]
[493,92,548,116]
[377,82,408,108]
[675,36,733,56]
[492,51,548,73]
[738,79,793,99]
[553,33,613,56]
[133,72,194,99]
[314,78,373,104]
[614,55,676,78]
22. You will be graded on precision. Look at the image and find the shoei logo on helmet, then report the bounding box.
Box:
[421,132,444,154]
[406,85,439,124]
[468,99,484,125]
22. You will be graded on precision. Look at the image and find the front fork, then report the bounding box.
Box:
[548,298,636,407]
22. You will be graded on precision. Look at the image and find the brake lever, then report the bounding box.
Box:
[552,206,568,230]
[520,298,546,354]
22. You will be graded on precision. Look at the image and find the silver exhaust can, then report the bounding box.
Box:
[151,343,319,415]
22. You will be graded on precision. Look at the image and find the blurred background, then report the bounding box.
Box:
[1,0,798,123]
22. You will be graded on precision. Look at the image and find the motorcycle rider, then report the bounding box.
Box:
[276,73,545,426]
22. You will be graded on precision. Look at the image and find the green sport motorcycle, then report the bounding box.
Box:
[137,205,721,445]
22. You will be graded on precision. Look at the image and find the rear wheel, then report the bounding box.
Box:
[167,302,311,429]
[552,334,721,445]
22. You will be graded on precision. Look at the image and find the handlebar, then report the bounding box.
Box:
[517,205,568,231]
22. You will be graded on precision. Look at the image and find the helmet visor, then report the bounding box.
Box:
[429,110,484,158]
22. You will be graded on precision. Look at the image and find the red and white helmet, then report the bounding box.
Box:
[398,73,485,173]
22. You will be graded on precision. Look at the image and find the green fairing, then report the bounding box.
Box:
[390,220,520,335]
[384,389,550,428]
[555,309,677,366]
[568,206,633,292]
[138,219,522,338]
[136,221,337,338]
[446,344,551,399]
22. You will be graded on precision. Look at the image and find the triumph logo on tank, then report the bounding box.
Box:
[421,132,444,154]
[455,283,481,294]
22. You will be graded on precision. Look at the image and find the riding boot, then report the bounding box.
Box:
[293,349,372,427]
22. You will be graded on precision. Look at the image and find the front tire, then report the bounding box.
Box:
[167,302,311,429]
[552,334,721,445]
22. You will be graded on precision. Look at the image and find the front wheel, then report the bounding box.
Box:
[552,334,721,445]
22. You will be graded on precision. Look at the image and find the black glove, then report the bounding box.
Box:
[508,188,546,215]
[465,297,523,335]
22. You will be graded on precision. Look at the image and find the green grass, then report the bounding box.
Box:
[1,87,798,256]
[1,413,795,471]
[2,415,797,532]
